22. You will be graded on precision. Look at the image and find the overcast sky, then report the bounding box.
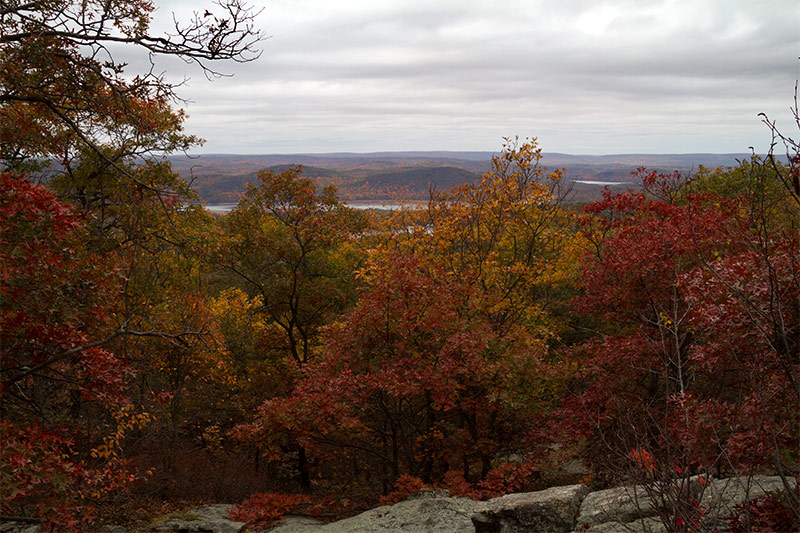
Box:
[148,0,799,154]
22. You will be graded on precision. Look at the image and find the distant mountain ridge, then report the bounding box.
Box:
[170,152,759,204]
[188,151,756,166]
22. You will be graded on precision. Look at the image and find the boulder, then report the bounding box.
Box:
[0,523,40,533]
[700,475,798,527]
[576,484,659,528]
[471,484,590,532]
[585,516,666,533]
[150,504,245,533]
[576,476,702,529]
[313,489,479,533]
[269,515,326,532]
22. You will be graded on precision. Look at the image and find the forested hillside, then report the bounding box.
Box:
[171,152,756,204]
[1,1,798,532]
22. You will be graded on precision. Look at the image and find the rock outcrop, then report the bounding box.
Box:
[268,515,327,532]
[700,474,797,529]
[576,476,703,530]
[1,475,795,532]
[576,483,658,527]
[312,489,479,532]
[471,484,590,532]
[149,504,245,533]
[576,475,795,533]
[265,475,795,532]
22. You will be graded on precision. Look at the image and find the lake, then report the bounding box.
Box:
[205,201,419,213]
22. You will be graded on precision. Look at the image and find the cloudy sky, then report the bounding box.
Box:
[149,0,799,154]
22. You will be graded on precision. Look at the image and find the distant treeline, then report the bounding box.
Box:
[172,152,759,204]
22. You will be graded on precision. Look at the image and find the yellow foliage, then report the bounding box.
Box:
[91,405,152,462]
[375,137,576,339]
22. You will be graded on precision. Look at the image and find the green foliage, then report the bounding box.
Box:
[214,166,367,365]
[688,157,797,232]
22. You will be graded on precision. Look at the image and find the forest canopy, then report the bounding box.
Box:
[1,1,799,531]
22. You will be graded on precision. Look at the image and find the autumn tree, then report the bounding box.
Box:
[214,167,366,367]
[235,141,576,498]
[214,167,365,489]
[376,138,579,456]
[0,174,150,527]
[383,137,575,343]
[30,146,243,498]
[687,111,800,521]
[239,252,549,497]
[1,0,264,172]
[1,0,267,516]
[1,0,266,409]
[559,162,799,528]
[562,171,740,466]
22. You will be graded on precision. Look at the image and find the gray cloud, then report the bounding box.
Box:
[140,0,800,154]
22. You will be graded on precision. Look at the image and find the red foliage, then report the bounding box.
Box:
[1,421,87,530]
[561,169,799,482]
[227,492,310,530]
[576,182,740,324]
[379,474,429,505]
[237,252,539,494]
[0,421,138,530]
[628,448,657,474]
[1,174,136,527]
[728,490,800,532]
[441,461,541,500]
[475,461,539,498]
[0,173,128,400]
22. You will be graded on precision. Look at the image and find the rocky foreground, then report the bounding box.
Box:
[1,475,795,532]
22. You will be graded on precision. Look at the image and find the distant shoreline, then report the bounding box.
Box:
[204,201,422,213]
